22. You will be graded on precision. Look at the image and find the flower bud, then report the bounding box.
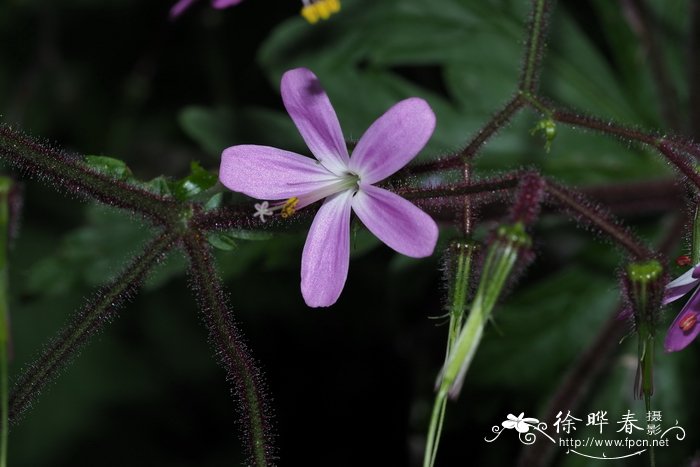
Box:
[530,117,557,152]
[622,260,664,401]
[439,223,531,399]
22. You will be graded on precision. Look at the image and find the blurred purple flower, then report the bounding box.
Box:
[663,263,700,351]
[219,68,438,307]
[169,0,242,19]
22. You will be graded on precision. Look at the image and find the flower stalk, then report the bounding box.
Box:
[624,260,664,403]
[444,241,478,355]
[9,231,177,422]
[0,177,12,467]
[408,96,524,175]
[0,125,180,225]
[424,239,477,467]
[439,223,531,399]
[545,180,652,259]
[183,232,275,466]
[625,259,664,467]
[519,0,554,93]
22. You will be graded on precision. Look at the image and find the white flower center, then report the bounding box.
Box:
[252,173,359,222]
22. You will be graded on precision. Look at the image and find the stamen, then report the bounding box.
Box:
[252,174,358,223]
[280,197,299,218]
[301,0,341,24]
[679,313,697,332]
[252,197,301,222]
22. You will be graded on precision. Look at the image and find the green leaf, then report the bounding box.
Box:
[204,193,223,211]
[226,229,275,241]
[172,161,218,201]
[141,175,172,197]
[544,11,650,124]
[84,155,132,180]
[24,204,170,295]
[471,266,617,388]
[208,232,238,251]
[178,107,235,157]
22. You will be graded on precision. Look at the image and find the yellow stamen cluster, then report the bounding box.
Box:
[301,0,341,24]
[280,197,299,218]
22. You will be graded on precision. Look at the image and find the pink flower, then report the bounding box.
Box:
[169,0,243,19]
[663,264,700,351]
[219,68,438,307]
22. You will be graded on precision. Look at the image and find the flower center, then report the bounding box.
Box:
[252,173,359,222]
[300,0,341,24]
[252,198,300,223]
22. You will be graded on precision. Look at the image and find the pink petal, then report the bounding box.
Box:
[169,0,198,18]
[349,98,436,184]
[665,288,700,352]
[351,184,438,258]
[301,190,354,307]
[281,68,350,176]
[664,266,700,304]
[212,0,242,7]
[220,145,339,200]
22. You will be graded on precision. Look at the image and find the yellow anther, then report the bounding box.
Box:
[327,0,340,13]
[317,2,331,19]
[301,0,341,24]
[301,5,319,23]
[280,197,299,218]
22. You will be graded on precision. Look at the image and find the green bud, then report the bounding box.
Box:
[626,259,663,326]
[530,118,557,152]
[424,239,477,467]
[439,224,531,399]
[624,260,664,406]
[445,239,478,329]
